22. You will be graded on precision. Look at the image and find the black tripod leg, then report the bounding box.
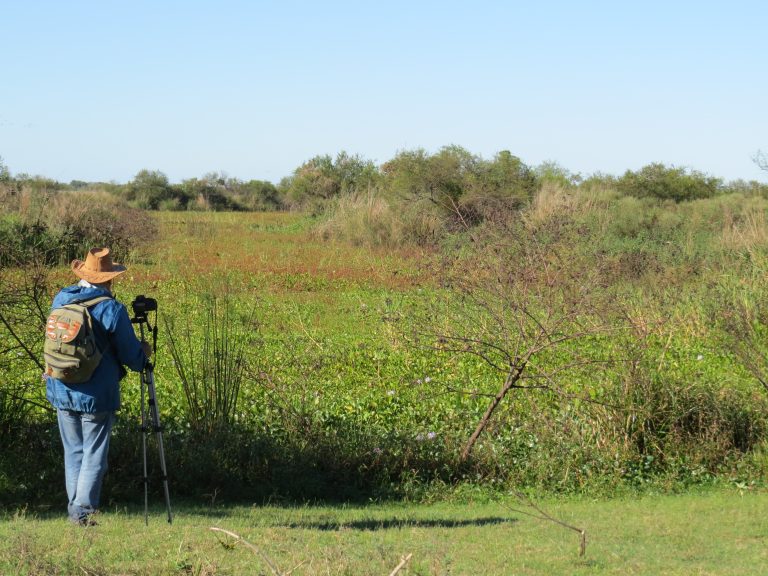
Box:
[147,368,173,524]
[140,370,149,526]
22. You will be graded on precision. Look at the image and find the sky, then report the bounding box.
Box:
[1,0,766,185]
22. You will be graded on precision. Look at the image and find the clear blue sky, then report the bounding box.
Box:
[1,1,766,184]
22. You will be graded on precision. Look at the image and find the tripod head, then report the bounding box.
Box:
[131,295,158,366]
[131,295,158,325]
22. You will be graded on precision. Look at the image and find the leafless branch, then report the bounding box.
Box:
[0,311,44,372]
[754,150,768,172]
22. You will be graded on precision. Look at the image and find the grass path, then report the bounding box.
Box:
[2,489,766,575]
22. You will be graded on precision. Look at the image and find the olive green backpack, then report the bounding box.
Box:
[43,295,112,384]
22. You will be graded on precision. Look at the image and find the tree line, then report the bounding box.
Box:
[2,147,767,216]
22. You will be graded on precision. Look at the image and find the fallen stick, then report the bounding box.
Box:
[209,526,282,576]
[506,491,587,557]
[388,553,413,576]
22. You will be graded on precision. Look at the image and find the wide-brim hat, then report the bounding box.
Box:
[71,247,127,283]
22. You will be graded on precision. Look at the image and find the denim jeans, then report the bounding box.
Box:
[56,409,115,523]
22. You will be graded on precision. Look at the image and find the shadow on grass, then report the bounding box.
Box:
[277,516,516,531]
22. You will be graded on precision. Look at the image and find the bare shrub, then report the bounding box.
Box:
[43,190,157,262]
[1,188,158,267]
[392,210,614,463]
[717,276,768,396]
[0,263,53,439]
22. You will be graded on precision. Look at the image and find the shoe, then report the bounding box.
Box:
[71,513,99,527]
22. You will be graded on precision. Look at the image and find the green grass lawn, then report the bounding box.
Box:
[2,489,766,575]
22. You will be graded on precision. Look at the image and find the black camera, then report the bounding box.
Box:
[131,295,158,320]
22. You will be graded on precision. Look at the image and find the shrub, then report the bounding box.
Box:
[0,216,60,267]
[124,169,176,210]
[281,152,380,210]
[0,188,157,267]
[617,163,723,202]
[45,190,157,261]
[381,146,479,219]
[459,150,538,222]
[234,180,285,211]
[179,177,243,211]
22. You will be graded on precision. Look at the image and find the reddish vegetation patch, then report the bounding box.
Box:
[34,213,430,294]
[144,213,432,290]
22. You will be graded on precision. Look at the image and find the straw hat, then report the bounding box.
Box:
[71,247,127,284]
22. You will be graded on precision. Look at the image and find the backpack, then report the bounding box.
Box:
[44,295,112,384]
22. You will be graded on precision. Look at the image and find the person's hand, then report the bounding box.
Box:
[142,341,153,358]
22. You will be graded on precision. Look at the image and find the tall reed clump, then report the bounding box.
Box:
[163,296,252,434]
[314,191,444,247]
[157,295,276,499]
[717,194,768,255]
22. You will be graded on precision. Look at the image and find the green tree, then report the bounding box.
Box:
[382,146,535,225]
[617,163,722,202]
[179,177,237,211]
[126,169,174,209]
[282,152,380,209]
[460,150,538,221]
[236,180,284,211]
[534,160,579,187]
[382,145,478,208]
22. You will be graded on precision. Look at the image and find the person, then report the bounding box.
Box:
[44,247,151,526]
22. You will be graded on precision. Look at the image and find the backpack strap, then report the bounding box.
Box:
[69,295,113,309]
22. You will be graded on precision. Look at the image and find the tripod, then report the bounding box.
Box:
[134,311,173,525]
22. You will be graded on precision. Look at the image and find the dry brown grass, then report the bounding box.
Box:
[313,192,444,249]
[523,182,620,233]
[720,196,768,253]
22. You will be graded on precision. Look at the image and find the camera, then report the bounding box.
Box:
[131,295,158,320]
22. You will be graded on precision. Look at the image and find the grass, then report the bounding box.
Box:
[2,489,766,575]
[141,211,429,292]
[5,207,768,572]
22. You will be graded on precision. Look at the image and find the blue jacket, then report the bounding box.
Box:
[45,285,148,413]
